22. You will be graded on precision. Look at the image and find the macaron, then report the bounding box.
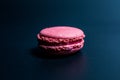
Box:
[37,26,85,56]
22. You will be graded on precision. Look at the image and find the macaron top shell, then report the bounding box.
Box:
[40,26,85,39]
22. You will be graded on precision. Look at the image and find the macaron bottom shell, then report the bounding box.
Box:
[38,40,84,56]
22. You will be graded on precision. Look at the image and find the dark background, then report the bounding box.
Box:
[1,0,120,80]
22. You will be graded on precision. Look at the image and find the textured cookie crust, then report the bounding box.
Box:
[40,26,85,38]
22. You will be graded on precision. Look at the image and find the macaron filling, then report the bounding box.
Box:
[37,34,84,46]
[40,40,84,51]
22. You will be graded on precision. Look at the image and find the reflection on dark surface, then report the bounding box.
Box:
[31,50,87,80]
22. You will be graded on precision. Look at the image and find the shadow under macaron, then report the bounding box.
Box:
[30,47,83,59]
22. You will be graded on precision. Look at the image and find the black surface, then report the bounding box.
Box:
[1,0,120,80]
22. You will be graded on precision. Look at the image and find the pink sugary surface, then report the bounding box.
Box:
[40,26,85,38]
[37,26,85,55]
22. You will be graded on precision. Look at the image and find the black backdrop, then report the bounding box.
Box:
[1,0,120,80]
[2,0,120,25]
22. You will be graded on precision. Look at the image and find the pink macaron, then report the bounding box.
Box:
[37,26,85,56]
